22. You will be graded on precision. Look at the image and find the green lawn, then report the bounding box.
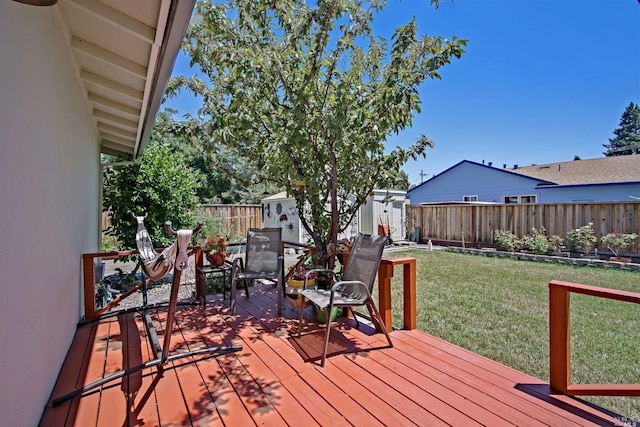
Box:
[382,249,640,422]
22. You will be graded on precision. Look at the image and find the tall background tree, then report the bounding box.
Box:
[156,111,279,204]
[164,0,466,263]
[603,102,640,156]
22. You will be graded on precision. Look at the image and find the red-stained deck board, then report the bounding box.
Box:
[41,284,623,426]
[395,330,618,425]
[40,321,96,427]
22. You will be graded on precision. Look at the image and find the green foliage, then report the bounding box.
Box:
[566,223,597,254]
[601,231,638,257]
[547,234,564,252]
[102,141,203,250]
[603,102,640,156]
[494,229,522,252]
[192,210,245,247]
[523,227,550,254]
[155,111,280,204]
[165,0,466,263]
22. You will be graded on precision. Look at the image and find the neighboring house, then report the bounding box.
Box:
[408,156,640,204]
[261,189,407,244]
[0,1,195,425]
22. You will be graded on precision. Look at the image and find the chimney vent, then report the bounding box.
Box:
[557,164,561,172]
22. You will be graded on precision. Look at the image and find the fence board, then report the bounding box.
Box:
[198,204,263,238]
[410,202,640,254]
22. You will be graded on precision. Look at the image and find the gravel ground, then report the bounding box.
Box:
[99,251,303,312]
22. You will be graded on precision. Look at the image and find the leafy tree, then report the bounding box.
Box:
[156,111,280,204]
[603,102,640,156]
[378,169,410,190]
[166,0,466,263]
[103,141,203,250]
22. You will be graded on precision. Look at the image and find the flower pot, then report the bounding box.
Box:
[286,278,315,308]
[207,251,225,267]
[610,256,632,263]
[314,304,342,324]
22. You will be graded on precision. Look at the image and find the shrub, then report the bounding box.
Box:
[547,235,564,252]
[103,142,203,250]
[523,227,550,254]
[494,230,522,252]
[566,223,597,254]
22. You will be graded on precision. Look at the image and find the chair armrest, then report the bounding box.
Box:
[330,280,371,304]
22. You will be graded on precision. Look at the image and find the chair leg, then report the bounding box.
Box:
[320,308,333,367]
[230,275,237,314]
[367,301,393,348]
[297,296,306,336]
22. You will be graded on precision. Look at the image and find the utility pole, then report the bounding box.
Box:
[419,169,427,183]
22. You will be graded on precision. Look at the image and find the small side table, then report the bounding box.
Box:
[197,264,232,307]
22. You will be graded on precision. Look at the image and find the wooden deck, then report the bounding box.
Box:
[41,284,624,426]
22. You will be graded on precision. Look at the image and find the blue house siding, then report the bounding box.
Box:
[408,160,640,204]
[537,182,640,202]
[408,161,547,203]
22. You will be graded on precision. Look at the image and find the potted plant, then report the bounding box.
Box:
[601,231,638,263]
[202,234,228,267]
[566,223,597,256]
[285,264,317,308]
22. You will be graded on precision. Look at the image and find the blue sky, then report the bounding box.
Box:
[165,0,640,186]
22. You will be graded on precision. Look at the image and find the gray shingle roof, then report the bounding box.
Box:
[508,155,640,186]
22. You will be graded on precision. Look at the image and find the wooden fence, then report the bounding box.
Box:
[198,204,263,238]
[408,202,640,254]
[102,204,263,240]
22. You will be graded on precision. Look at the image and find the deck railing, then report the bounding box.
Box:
[82,245,417,330]
[549,280,640,396]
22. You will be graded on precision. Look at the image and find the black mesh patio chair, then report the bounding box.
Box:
[297,233,393,366]
[230,228,285,315]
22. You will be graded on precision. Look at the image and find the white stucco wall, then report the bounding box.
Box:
[0,3,99,424]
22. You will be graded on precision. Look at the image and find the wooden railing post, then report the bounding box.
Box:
[548,280,640,396]
[549,282,570,394]
[403,259,417,330]
[83,254,96,319]
[377,261,394,330]
[377,257,417,331]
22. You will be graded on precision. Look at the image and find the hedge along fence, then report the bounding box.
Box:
[198,204,263,238]
[408,202,640,254]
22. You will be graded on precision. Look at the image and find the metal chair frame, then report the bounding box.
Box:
[297,233,393,366]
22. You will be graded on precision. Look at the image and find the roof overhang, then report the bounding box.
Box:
[52,0,195,159]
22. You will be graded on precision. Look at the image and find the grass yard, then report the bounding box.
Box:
[382,249,640,422]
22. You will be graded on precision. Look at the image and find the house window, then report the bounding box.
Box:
[504,196,519,204]
[520,195,537,203]
[463,195,478,202]
[503,195,537,204]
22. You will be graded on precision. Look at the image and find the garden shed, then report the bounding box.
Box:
[261,189,407,244]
